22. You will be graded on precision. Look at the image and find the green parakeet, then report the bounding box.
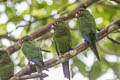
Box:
[51,21,72,80]
[75,8,101,62]
[18,36,44,80]
[0,50,14,80]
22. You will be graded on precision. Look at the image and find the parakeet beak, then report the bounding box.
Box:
[18,39,23,45]
[75,11,80,18]
[50,21,58,33]
[50,22,55,29]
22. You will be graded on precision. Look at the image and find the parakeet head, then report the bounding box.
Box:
[50,21,66,32]
[75,8,90,17]
[18,36,33,45]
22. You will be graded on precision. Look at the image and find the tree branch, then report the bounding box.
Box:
[37,32,52,41]
[9,18,120,80]
[0,35,18,42]
[9,73,48,80]
[97,2,120,10]
[6,0,100,55]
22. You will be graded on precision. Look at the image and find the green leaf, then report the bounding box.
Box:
[71,57,87,76]
[0,24,6,34]
[110,62,120,79]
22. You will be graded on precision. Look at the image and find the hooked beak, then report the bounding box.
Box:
[50,25,55,33]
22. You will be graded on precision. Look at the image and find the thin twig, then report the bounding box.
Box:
[107,36,120,44]
[97,28,120,45]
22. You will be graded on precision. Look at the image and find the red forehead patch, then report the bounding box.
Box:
[50,21,59,26]
[75,11,80,15]
[50,22,55,25]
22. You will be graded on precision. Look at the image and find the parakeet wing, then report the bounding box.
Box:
[21,40,43,62]
[52,39,60,55]
[0,51,14,80]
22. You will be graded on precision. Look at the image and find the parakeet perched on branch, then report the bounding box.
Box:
[0,50,14,80]
[51,21,72,80]
[75,8,101,62]
[18,36,45,80]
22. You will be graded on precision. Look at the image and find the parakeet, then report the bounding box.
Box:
[75,8,101,62]
[18,36,44,80]
[51,21,72,80]
[0,50,14,80]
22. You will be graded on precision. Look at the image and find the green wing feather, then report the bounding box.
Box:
[21,40,43,62]
[52,39,60,55]
[0,50,14,80]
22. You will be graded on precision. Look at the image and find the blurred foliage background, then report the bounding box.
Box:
[0,0,120,80]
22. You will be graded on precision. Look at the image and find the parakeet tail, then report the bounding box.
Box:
[62,61,70,80]
[36,64,43,80]
[89,42,101,62]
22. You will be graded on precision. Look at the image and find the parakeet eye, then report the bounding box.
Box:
[55,21,59,25]
[75,11,80,17]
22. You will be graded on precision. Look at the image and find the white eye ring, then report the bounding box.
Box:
[51,25,54,28]
[75,13,78,17]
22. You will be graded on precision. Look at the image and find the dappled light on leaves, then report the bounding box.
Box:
[0,0,120,80]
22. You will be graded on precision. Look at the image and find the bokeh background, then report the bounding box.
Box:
[0,0,120,80]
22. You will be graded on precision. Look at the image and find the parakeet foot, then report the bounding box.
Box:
[40,73,48,77]
[38,73,48,80]
[84,40,89,43]
[70,48,74,50]
[28,61,34,69]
